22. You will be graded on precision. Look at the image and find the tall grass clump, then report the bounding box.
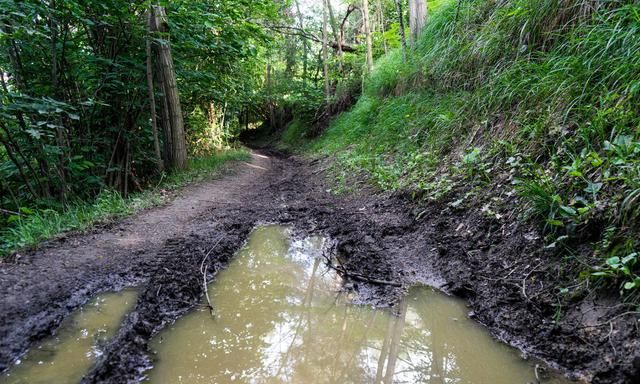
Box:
[311,0,640,298]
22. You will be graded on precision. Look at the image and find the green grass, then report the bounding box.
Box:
[286,0,640,300]
[0,149,249,257]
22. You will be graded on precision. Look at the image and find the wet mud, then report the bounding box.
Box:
[0,151,638,383]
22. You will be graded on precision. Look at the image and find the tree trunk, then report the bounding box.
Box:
[294,0,309,87]
[146,11,164,172]
[409,0,428,46]
[362,0,374,73]
[377,0,388,53]
[266,62,276,128]
[150,5,187,170]
[395,0,408,59]
[0,126,39,200]
[322,0,330,100]
[50,2,68,206]
[326,0,343,74]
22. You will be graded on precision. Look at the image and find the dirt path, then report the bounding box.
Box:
[0,151,637,383]
[0,154,271,372]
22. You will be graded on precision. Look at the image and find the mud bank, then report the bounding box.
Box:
[0,151,638,383]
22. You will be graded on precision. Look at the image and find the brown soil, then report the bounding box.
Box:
[0,151,638,383]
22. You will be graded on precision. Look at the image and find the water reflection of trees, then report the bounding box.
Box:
[261,251,469,384]
[152,226,537,384]
[262,254,468,384]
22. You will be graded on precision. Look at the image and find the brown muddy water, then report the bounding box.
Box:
[147,225,570,384]
[0,289,138,384]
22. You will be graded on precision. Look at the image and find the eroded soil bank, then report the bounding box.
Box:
[0,151,638,383]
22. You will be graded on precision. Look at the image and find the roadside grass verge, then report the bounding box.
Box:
[0,149,250,258]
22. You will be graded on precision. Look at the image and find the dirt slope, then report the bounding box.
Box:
[0,151,637,383]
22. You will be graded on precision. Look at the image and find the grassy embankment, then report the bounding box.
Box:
[0,150,249,257]
[282,0,640,301]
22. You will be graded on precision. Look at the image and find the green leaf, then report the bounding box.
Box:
[569,170,583,177]
[621,253,638,265]
[7,215,21,224]
[559,205,577,216]
[26,128,43,139]
[577,207,590,215]
[584,182,603,195]
[606,256,621,265]
[19,207,34,215]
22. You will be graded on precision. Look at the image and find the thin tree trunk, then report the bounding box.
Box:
[362,0,374,73]
[294,0,309,87]
[395,0,408,59]
[0,176,20,210]
[0,127,39,200]
[340,5,357,55]
[322,0,330,100]
[124,140,130,197]
[266,62,276,128]
[326,0,343,74]
[377,0,388,53]
[409,0,428,46]
[146,10,164,172]
[1,54,52,198]
[150,5,187,170]
[50,3,67,206]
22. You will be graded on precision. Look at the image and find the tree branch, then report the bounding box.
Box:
[261,24,357,53]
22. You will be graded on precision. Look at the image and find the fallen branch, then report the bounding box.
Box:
[0,208,23,216]
[577,311,640,329]
[260,24,357,52]
[203,263,213,316]
[200,236,226,317]
[326,261,402,287]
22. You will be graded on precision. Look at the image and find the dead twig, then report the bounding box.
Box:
[521,261,544,302]
[578,311,640,330]
[200,236,226,317]
[607,321,616,356]
[325,261,402,287]
[0,208,23,216]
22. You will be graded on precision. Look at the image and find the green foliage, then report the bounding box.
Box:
[592,252,640,295]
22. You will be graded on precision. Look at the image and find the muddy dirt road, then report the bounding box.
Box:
[0,151,638,383]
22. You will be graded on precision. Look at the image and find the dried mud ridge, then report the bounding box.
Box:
[1,151,638,383]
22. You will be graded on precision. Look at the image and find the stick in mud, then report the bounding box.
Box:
[322,251,402,287]
[199,236,225,317]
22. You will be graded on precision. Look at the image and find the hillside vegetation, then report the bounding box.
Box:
[284,0,640,301]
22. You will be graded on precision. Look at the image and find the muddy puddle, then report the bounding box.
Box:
[147,225,569,384]
[0,289,138,384]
